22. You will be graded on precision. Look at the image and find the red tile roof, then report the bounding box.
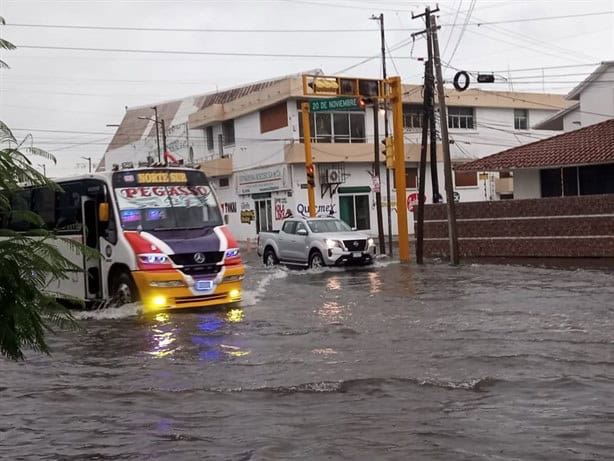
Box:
[456,118,614,171]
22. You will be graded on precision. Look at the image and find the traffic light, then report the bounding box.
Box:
[306,164,315,187]
[384,136,395,169]
[357,97,372,110]
[477,73,495,83]
[307,78,338,94]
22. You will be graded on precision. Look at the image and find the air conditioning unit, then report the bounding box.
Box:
[327,169,342,184]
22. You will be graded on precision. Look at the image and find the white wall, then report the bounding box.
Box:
[579,67,614,128]
[563,108,582,131]
[513,169,541,199]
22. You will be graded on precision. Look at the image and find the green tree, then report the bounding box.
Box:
[0,122,83,361]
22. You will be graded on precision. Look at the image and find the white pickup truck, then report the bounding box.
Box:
[256,216,376,268]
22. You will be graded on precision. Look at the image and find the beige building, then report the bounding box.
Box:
[101,72,568,241]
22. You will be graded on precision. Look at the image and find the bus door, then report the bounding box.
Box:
[82,197,102,300]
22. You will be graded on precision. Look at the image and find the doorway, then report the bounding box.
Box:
[339,194,370,230]
[255,198,273,233]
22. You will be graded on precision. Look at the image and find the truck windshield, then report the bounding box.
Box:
[307,219,353,233]
[113,169,222,231]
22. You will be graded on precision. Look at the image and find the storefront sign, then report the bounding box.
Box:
[274,197,289,220]
[221,202,237,213]
[236,164,290,195]
[240,210,256,224]
[296,203,336,216]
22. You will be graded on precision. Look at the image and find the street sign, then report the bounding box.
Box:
[310,97,359,112]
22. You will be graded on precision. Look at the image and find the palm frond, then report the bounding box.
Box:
[0,121,16,144]
[23,146,57,164]
[0,38,16,51]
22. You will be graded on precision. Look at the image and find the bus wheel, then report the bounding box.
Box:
[111,272,138,306]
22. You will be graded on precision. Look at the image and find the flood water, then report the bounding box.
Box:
[1,250,613,460]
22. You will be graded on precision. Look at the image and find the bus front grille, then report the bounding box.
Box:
[174,293,227,305]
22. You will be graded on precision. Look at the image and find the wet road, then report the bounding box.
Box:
[1,251,613,460]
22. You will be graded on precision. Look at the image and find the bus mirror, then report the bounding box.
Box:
[99,202,110,222]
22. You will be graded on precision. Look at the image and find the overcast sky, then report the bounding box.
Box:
[1,0,613,177]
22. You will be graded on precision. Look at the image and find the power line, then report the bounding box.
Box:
[17,44,415,59]
[5,11,612,34]
[3,22,417,33]
[470,10,614,26]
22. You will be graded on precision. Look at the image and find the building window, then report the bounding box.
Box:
[454,171,478,187]
[403,105,423,130]
[222,120,235,146]
[206,126,214,151]
[218,177,230,188]
[393,167,418,189]
[260,102,288,133]
[299,111,365,143]
[514,109,528,130]
[448,107,474,129]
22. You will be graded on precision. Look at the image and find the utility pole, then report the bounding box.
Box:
[431,14,460,265]
[372,98,385,254]
[81,156,92,173]
[161,118,168,162]
[426,13,441,204]
[153,106,161,163]
[416,57,432,264]
[372,12,393,257]
[411,7,459,265]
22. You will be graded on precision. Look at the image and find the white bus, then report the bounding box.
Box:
[2,166,245,311]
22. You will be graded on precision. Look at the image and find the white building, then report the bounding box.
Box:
[100,73,567,241]
[535,61,614,132]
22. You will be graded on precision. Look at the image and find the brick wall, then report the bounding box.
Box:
[422,195,614,258]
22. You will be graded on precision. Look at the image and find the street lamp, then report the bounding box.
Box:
[138,106,166,163]
[81,156,92,173]
[38,164,46,176]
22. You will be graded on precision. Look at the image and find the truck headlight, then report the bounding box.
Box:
[326,239,343,249]
[367,238,375,247]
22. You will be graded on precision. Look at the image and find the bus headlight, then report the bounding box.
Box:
[225,248,240,258]
[152,295,168,308]
[139,254,169,264]
[149,280,185,288]
[229,289,241,299]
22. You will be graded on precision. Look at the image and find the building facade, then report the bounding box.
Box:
[101,73,566,241]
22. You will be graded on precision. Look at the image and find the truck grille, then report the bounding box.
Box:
[343,239,366,251]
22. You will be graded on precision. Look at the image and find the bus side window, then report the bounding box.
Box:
[55,183,83,233]
[32,188,56,229]
[9,190,33,231]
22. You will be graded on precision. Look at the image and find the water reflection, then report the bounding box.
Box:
[145,308,250,361]
[192,308,250,362]
[368,272,382,293]
[327,277,342,291]
[317,301,346,323]
[147,312,180,358]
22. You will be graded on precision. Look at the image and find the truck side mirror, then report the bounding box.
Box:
[297,228,307,236]
[98,202,109,222]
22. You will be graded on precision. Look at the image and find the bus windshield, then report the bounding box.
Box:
[113,169,222,231]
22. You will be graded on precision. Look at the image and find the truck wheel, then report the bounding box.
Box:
[110,272,139,306]
[309,250,325,270]
[263,248,279,267]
